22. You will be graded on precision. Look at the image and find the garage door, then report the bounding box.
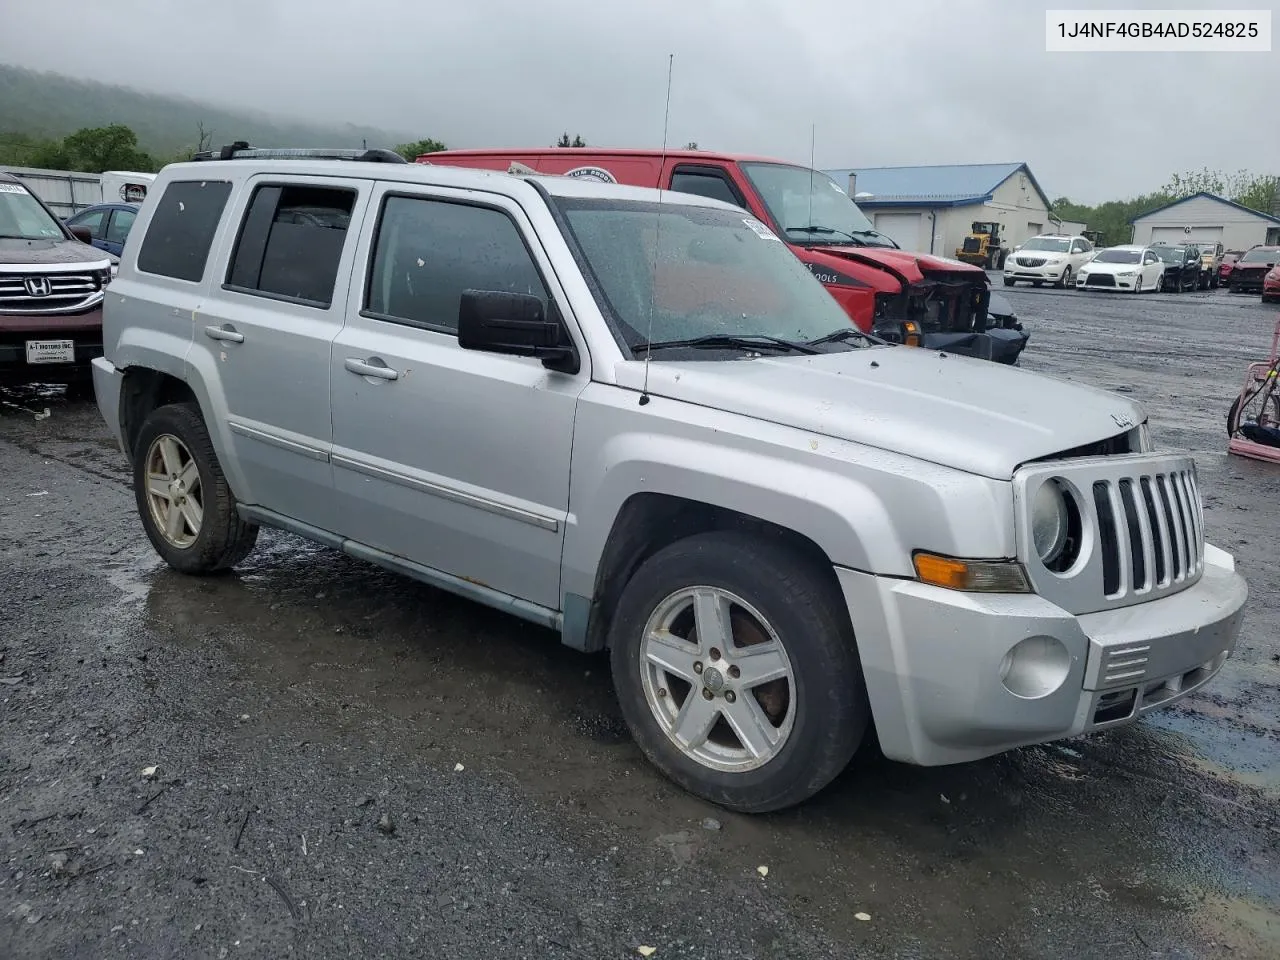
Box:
[873,213,921,251]
[1150,225,1224,244]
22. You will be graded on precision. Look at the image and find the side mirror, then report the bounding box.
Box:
[457,290,578,374]
[68,224,94,244]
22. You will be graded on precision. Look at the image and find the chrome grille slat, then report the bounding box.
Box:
[1105,482,1131,597]
[0,272,103,313]
[1127,477,1156,594]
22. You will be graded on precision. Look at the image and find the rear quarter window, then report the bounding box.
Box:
[136,180,233,282]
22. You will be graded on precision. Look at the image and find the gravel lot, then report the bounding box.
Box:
[2,281,1278,960]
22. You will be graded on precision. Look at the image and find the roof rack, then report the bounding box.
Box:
[191,141,407,164]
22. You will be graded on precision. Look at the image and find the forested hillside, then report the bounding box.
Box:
[0,64,411,165]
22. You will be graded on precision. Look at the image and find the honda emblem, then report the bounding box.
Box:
[24,276,52,297]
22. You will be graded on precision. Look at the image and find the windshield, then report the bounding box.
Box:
[1092,249,1141,264]
[1241,248,1280,263]
[1152,247,1185,263]
[1019,237,1071,252]
[556,198,863,358]
[739,163,896,248]
[0,183,66,241]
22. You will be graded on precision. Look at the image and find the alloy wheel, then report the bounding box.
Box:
[144,434,204,548]
[639,586,796,772]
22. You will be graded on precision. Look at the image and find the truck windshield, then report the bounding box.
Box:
[0,183,66,241]
[739,163,895,248]
[556,197,864,358]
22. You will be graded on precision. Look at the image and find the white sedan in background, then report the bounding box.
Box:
[1002,233,1096,288]
[1075,245,1166,293]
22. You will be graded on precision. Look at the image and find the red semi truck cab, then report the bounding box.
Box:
[418,148,1026,363]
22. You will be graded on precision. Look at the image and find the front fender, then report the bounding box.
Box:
[561,384,1015,602]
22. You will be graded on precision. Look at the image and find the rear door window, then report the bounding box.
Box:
[137,180,233,282]
[225,184,357,307]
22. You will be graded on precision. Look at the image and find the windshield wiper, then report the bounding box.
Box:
[804,327,879,347]
[636,334,820,355]
[848,229,898,247]
[785,224,860,243]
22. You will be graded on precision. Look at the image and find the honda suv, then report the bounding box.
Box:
[0,173,116,387]
[91,146,1247,813]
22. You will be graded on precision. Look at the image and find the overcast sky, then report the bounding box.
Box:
[1,0,1274,204]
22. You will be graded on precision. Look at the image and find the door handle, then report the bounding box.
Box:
[204,323,244,344]
[344,357,399,381]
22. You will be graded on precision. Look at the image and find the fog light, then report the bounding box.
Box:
[999,636,1071,699]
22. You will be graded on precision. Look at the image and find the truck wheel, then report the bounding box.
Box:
[133,403,259,574]
[608,530,869,813]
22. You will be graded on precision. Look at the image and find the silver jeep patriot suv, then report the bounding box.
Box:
[92,146,1248,812]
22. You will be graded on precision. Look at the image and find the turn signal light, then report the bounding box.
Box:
[903,320,921,347]
[913,552,1031,593]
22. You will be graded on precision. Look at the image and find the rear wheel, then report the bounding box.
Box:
[1228,390,1280,437]
[133,403,259,574]
[608,531,869,813]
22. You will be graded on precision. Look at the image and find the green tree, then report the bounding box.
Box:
[395,137,447,159]
[684,141,699,150]
[555,133,586,147]
[59,124,157,172]
[1160,167,1279,216]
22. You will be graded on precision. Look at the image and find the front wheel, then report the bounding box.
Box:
[1057,266,1073,289]
[608,531,869,813]
[1003,277,1015,287]
[133,403,259,574]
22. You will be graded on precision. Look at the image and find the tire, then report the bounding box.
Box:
[608,530,869,813]
[132,402,259,574]
[997,251,1008,270]
[1057,266,1072,289]
[1228,391,1280,436]
[1002,277,1015,287]
[1032,280,1043,287]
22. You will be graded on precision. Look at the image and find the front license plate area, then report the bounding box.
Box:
[25,340,75,364]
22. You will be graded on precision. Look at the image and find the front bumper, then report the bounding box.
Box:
[0,307,103,385]
[1004,264,1070,283]
[836,546,1247,766]
[1077,273,1140,290]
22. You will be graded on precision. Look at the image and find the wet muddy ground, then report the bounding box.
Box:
[1,282,1277,959]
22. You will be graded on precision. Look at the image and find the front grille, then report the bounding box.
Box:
[962,238,981,253]
[1014,453,1204,615]
[0,273,103,313]
[1091,467,1202,600]
[1016,257,1047,268]
[1083,274,1115,287]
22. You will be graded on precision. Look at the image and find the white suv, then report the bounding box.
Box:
[1003,234,1096,288]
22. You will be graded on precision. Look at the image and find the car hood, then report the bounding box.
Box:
[809,245,987,284]
[0,236,112,268]
[1081,259,1143,274]
[614,347,1145,481]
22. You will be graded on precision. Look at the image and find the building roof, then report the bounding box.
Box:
[822,162,1049,209]
[1129,191,1280,225]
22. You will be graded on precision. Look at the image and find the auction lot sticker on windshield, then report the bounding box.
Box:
[0,182,29,194]
[743,217,781,241]
[1046,9,1271,52]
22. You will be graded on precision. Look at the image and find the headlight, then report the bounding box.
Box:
[1045,257,1063,265]
[1032,480,1070,565]
[1117,271,1135,277]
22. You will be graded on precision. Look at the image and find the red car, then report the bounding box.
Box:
[1263,265,1280,303]
[417,147,1028,363]
[1229,246,1280,294]
[1219,250,1243,285]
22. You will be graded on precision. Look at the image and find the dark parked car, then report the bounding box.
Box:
[1150,244,1201,292]
[63,202,140,257]
[1229,246,1280,294]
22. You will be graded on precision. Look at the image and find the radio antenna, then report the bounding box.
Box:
[807,123,815,231]
[640,52,675,407]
